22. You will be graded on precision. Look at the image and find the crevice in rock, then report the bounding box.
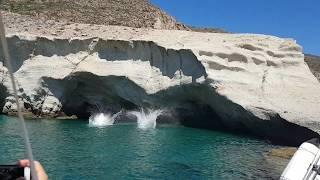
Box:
[238,44,263,51]
[261,69,268,91]
[267,51,285,58]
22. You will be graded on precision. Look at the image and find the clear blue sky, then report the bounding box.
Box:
[151,0,320,55]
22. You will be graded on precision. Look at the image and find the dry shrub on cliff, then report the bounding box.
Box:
[0,0,187,29]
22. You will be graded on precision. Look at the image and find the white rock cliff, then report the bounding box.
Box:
[1,22,320,145]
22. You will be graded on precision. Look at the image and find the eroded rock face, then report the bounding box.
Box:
[305,54,320,81]
[1,27,320,146]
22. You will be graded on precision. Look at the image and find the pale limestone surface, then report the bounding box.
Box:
[1,12,320,144]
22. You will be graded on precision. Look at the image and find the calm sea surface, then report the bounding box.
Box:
[0,115,288,179]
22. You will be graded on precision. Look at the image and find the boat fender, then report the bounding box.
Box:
[280,142,319,180]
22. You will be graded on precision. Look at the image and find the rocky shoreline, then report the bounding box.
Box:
[1,11,320,146]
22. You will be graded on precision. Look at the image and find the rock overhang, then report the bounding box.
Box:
[0,25,320,146]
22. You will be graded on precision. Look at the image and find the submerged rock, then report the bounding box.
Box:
[267,147,297,160]
[0,21,320,145]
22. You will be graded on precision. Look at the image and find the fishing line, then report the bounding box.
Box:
[0,12,39,180]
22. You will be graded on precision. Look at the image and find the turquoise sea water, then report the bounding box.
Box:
[0,115,287,179]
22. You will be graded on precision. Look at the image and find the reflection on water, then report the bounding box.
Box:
[0,115,287,179]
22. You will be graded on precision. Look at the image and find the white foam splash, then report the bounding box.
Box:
[129,109,162,129]
[89,111,121,127]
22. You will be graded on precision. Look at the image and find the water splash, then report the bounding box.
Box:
[89,111,122,127]
[128,108,162,129]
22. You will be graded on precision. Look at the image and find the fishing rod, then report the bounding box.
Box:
[0,10,39,180]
